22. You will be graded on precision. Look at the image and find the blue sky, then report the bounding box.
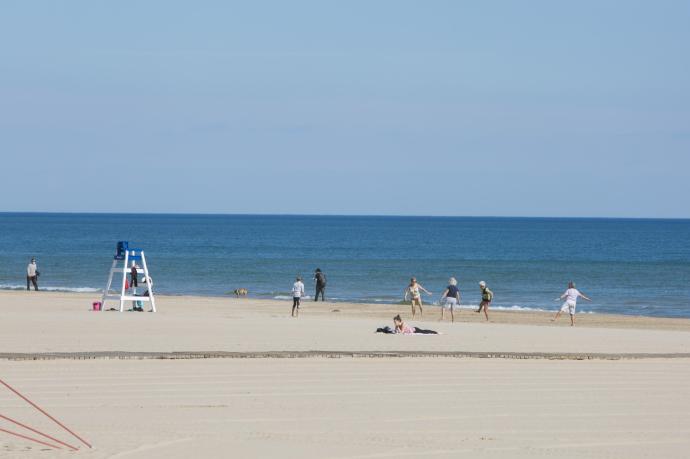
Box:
[1,1,688,217]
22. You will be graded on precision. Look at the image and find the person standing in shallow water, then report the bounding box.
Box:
[26,257,39,291]
[314,268,327,301]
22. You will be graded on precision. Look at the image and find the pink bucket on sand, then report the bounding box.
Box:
[92,301,102,311]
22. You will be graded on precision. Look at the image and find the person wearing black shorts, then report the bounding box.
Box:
[291,276,305,317]
[26,257,39,291]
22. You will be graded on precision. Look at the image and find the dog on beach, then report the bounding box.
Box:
[233,288,248,297]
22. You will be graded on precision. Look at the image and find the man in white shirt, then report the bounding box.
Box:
[552,281,591,326]
[291,276,305,317]
[26,257,39,291]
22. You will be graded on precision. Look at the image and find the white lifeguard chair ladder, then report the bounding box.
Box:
[101,241,157,312]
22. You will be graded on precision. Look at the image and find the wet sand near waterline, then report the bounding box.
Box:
[0,291,689,356]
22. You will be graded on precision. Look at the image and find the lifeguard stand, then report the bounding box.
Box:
[101,241,157,312]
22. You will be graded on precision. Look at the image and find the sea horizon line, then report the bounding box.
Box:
[1,211,689,221]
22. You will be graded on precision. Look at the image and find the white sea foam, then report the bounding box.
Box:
[426,300,550,313]
[273,295,311,300]
[203,291,598,314]
[0,284,100,293]
[264,295,562,314]
[492,304,547,312]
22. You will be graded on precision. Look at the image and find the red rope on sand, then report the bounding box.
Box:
[0,413,78,451]
[0,378,92,449]
[0,427,61,450]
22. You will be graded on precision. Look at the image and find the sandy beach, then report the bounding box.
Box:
[4,1,689,457]
[2,291,690,458]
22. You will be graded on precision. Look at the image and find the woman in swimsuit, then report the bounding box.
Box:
[392,315,438,334]
[404,277,432,318]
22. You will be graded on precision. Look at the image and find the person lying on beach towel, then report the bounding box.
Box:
[376,315,439,334]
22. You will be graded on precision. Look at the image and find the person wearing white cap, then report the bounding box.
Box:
[26,257,39,291]
[476,281,492,321]
[439,277,461,322]
[552,281,591,326]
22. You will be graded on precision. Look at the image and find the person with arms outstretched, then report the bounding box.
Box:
[404,277,432,318]
[552,281,591,326]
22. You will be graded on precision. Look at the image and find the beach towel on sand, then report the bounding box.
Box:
[375,326,438,335]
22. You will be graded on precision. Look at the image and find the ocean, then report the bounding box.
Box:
[0,213,689,318]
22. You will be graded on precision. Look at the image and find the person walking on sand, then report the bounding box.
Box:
[26,257,39,291]
[552,281,591,326]
[313,268,327,302]
[476,281,492,321]
[404,277,432,318]
[439,277,461,322]
[292,276,305,317]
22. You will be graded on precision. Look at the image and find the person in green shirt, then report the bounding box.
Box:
[476,281,493,321]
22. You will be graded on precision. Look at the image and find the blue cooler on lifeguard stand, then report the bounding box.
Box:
[115,241,129,260]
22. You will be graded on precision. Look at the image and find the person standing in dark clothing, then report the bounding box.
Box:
[314,268,327,301]
[130,262,139,289]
